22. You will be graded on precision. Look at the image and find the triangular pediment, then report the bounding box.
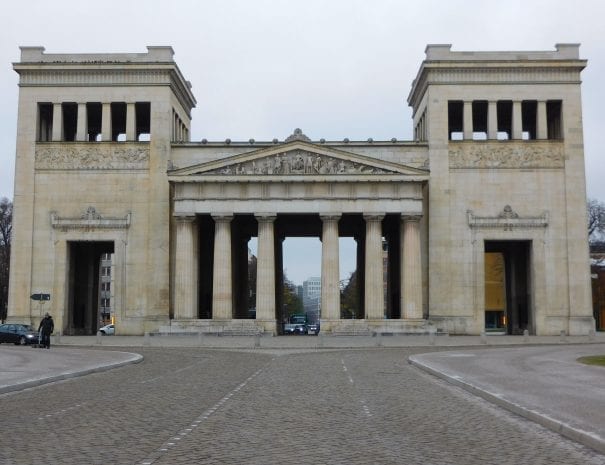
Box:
[169,140,428,178]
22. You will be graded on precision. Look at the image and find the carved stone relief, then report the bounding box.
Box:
[51,206,131,230]
[204,149,398,176]
[449,142,564,169]
[468,205,548,231]
[35,144,149,170]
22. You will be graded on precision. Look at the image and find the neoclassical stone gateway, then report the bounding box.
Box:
[7,44,594,336]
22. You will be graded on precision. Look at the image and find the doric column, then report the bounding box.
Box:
[487,101,498,139]
[463,101,473,140]
[174,215,198,319]
[212,214,233,319]
[52,103,63,141]
[101,103,112,141]
[256,215,276,320]
[536,100,548,140]
[400,215,423,320]
[512,100,523,139]
[321,214,341,320]
[76,103,87,141]
[364,214,385,319]
[126,103,136,141]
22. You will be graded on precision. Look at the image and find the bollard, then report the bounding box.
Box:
[254,334,261,348]
[480,332,487,344]
[198,331,203,346]
[589,329,596,342]
[54,331,61,345]
[318,334,324,349]
[96,332,102,345]
[523,329,529,342]
[375,332,382,348]
[428,330,436,346]
[144,331,151,347]
[560,330,566,343]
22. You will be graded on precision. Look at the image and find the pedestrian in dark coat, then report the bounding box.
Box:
[38,313,54,349]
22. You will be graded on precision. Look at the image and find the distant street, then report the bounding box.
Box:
[1,347,604,465]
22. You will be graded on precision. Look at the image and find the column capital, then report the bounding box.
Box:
[174,214,197,223]
[320,213,341,222]
[363,213,385,222]
[402,214,423,223]
[211,213,234,222]
[255,214,277,222]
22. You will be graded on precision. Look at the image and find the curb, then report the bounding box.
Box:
[0,352,144,395]
[408,355,605,455]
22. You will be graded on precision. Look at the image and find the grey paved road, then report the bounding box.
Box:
[1,347,604,465]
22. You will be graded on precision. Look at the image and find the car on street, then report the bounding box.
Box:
[98,324,115,335]
[0,324,40,345]
[307,322,320,335]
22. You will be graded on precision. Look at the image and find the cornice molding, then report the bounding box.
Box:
[51,206,131,231]
[467,205,548,231]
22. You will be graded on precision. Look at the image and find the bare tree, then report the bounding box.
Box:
[588,198,605,242]
[0,198,12,322]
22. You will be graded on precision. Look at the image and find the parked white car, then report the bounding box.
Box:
[98,324,115,335]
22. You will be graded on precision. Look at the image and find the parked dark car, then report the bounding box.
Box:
[0,324,40,345]
[307,322,320,335]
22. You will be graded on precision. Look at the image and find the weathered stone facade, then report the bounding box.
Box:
[7,44,594,336]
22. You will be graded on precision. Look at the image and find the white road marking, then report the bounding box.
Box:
[138,366,265,465]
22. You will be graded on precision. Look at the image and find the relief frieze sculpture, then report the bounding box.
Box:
[204,150,398,175]
[35,144,149,170]
[449,142,564,169]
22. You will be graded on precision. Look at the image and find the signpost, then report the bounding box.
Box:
[30,293,51,317]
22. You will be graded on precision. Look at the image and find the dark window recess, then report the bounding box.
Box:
[521,100,537,140]
[136,102,151,141]
[62,103,78,141]
[497,101,513,140]
[547,100,563,140]
[448,101,463,140]
[38,103,53,141]
[472,100,488,140]
[111,102,127,141]
[87,103,102,141]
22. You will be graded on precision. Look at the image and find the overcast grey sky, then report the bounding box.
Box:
[1,0,604,284]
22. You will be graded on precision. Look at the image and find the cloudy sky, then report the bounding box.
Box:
[1,0,604,284]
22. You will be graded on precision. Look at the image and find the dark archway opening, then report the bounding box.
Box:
[484,240,532,335]
[67,241,114,335]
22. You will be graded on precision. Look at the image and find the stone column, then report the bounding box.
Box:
[487,101,498,140]
[174,215,198,319]
[463,101,473,140]
[52,103,63,141]
[76,103,87,141]
[364,214,385,319]
[321,215,341,320]
[212,215,233,319]
[101,103,112,141]
[512,100,523,140]
[536,100,548,140]
[126,103,136,141]
[256,215,276,321]
[400,215,423,320]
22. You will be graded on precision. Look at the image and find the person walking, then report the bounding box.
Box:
[38,312,54,349]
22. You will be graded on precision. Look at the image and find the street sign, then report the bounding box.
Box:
[30,293,51,301]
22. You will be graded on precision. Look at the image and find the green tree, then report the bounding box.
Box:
[0,198,12,322]
[283,276,303,317]
[340,271,358,319]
